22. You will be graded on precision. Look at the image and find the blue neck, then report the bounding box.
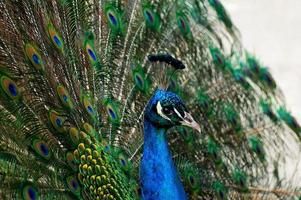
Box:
[140,118,187,200]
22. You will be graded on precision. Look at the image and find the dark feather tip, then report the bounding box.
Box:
[148,53,186,69]
[148,54,158,62]
[171,59,186,69]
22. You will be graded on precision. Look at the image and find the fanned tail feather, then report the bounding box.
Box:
[0,0,300,199]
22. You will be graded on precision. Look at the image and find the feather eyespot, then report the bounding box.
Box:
[25,43,44,71]
[1,76,20,99]
[49,110,65,132]
[115,151,132,173]
[83,123,96,137]
[56,85,73,109]
[108,107,116,119]
[134,74,143,88]
[179,18,186,30]
[69,127,80,145]
[66,176,81,195]
[85,43,97,64]
[66,152,77,170]
[32,54,40,64]
[87,105,93,113]
[32,139,51,159]
[53,35,62,47]
[103,98,120,124]
[56,118,62,126]
[105,5,123,34]
[104,145,110,152]
[120,158,126,166]
[189,176,195,185]
[101,139,111,153]
[144,9,154,24]
[176,13,191,37]
[82,96,96,120]
[22,184,38,200]
[9,83,17,96]
[108,12,117,26]
[62,95,68,102]
[87,48,96,61]
[142,4,160,30]
[132,65,150,94]
[47,23,64,52]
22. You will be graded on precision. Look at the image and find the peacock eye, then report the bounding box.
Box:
[163,107,174,115]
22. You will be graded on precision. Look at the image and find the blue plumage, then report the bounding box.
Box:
[141,120,188,200]
[141,90,200,200]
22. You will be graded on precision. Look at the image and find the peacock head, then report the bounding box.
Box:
[145,89,200,132]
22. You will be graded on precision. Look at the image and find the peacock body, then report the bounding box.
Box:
[0,0,300,200]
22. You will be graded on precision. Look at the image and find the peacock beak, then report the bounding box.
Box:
[180,111,201,133]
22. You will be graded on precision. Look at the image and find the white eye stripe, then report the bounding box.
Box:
[174,108,184,119]
[156,101,171,121]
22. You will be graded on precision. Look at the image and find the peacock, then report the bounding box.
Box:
[0,0,300,199]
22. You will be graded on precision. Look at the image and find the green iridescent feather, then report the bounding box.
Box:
[0,0,300,199]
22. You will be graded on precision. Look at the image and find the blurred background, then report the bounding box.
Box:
[221,0,301,185]
[221,0,301,122]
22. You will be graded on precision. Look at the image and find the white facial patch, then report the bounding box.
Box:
[156,101,171,121]
[174,108,184,120]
